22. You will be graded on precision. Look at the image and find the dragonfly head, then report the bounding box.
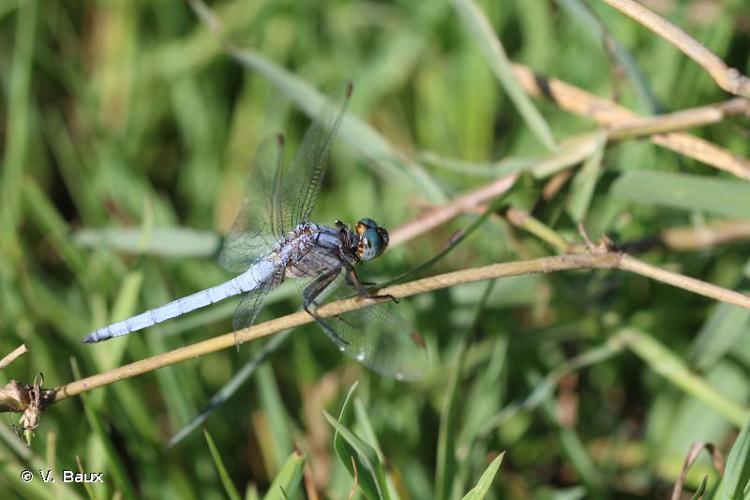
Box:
[355,218,389,260]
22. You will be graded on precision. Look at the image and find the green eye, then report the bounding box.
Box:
[356,219,389,260]
[361,228,386,260]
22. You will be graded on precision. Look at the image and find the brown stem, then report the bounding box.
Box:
[512,64,750,180]
[601,0,750,98]
[51,251,750,404]
[0,344,28,371]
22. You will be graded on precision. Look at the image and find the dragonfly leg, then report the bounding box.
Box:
[302,268,340,307]
[345,266,399,304]
[302,268,351,346]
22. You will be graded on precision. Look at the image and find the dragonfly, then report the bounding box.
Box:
[83,83,428,380]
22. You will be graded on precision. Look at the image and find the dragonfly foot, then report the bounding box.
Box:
[304,304,351,346]
[369,293,399,304]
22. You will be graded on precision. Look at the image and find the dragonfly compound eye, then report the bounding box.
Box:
[358,225,388,260]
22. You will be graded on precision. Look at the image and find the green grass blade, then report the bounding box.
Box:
[555,0,661,114]
[691,302,750,372]
[621,329,750,427]
[566,132,607,222]
[713,418,750,499]
[72,227,220,257]
[460,452,504,500]
[538,385,605,495]
[354,2,447,110]
[436,281,496,500]
[328,390,389,500]
[70,358,135,498]
[167,332,292,448]
[354,398,385,462]
[610,171,750,218]
[189,0,445,203]
[22,179,88,280]
[332,382,381,499]
[691,475,708,499]
[0,0,36,250]
[451,0,556,151]
[262,451,305,500]
[419,150,537,177]
[203,429,242,500]
[326,409,389,500]
[435,337,468,500]
[531,132,604,178]
[256,364,293,475]
[478,337,626,438]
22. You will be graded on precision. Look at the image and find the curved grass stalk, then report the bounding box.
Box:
[51,251,750,405]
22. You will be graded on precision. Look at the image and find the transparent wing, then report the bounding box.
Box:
[281,82,352,229]
[308,273,429,381]
[232,271,284,331]
[218,135,286,273]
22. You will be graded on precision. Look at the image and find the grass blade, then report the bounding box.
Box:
[326,410,389,500]
[329,383,389,500]
[556,0,661,114]
[451,0,556,151]
[167,332,291,448]
[189,0,445,203]
[262,451,305,500]
[621,329,750,427]
[70,358,134,498]
[0,0,36,249]
[204,429,242,500]
[72,227,220,257]
[256,364,293,475]
[713,418,750,499]
[566,132,607,222]
[436,281,496,500]
[611,171,750,218]
[460,453,504,500]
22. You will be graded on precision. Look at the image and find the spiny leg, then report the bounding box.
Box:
[302,268,352,346]
[344,266,399,304]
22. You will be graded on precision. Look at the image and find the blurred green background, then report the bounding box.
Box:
[1,0,750,498]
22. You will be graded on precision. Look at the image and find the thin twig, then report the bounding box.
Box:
[390,174,517,246]
[0,344,28,371]
[670,442,724,500]
[618,255,749,306]
[608,98,750,140]
[504,208,569,253]
[661,220,750,251]
[512,64,750,180]
[52,251,750,403]
[601,0,750,98]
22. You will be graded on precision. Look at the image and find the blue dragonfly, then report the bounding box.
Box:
[83,83,428,380]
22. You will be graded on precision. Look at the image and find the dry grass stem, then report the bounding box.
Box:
[0,344,28,371]
[601,0,750,98]
[661,220,750,251]
[512,64,750,180]
[608,98,750,140]
[670,442,724,500]
[542,170,574,201]
[52,251,750,403]
[390,174,517,246]
[618,255,750,308]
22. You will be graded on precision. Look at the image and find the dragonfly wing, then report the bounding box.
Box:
[221,82,352,271]
[219,136,286,273]
[307,273,429,381]
[320,297,428,381]
[281,82,352,229]
[232,270,284,331]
